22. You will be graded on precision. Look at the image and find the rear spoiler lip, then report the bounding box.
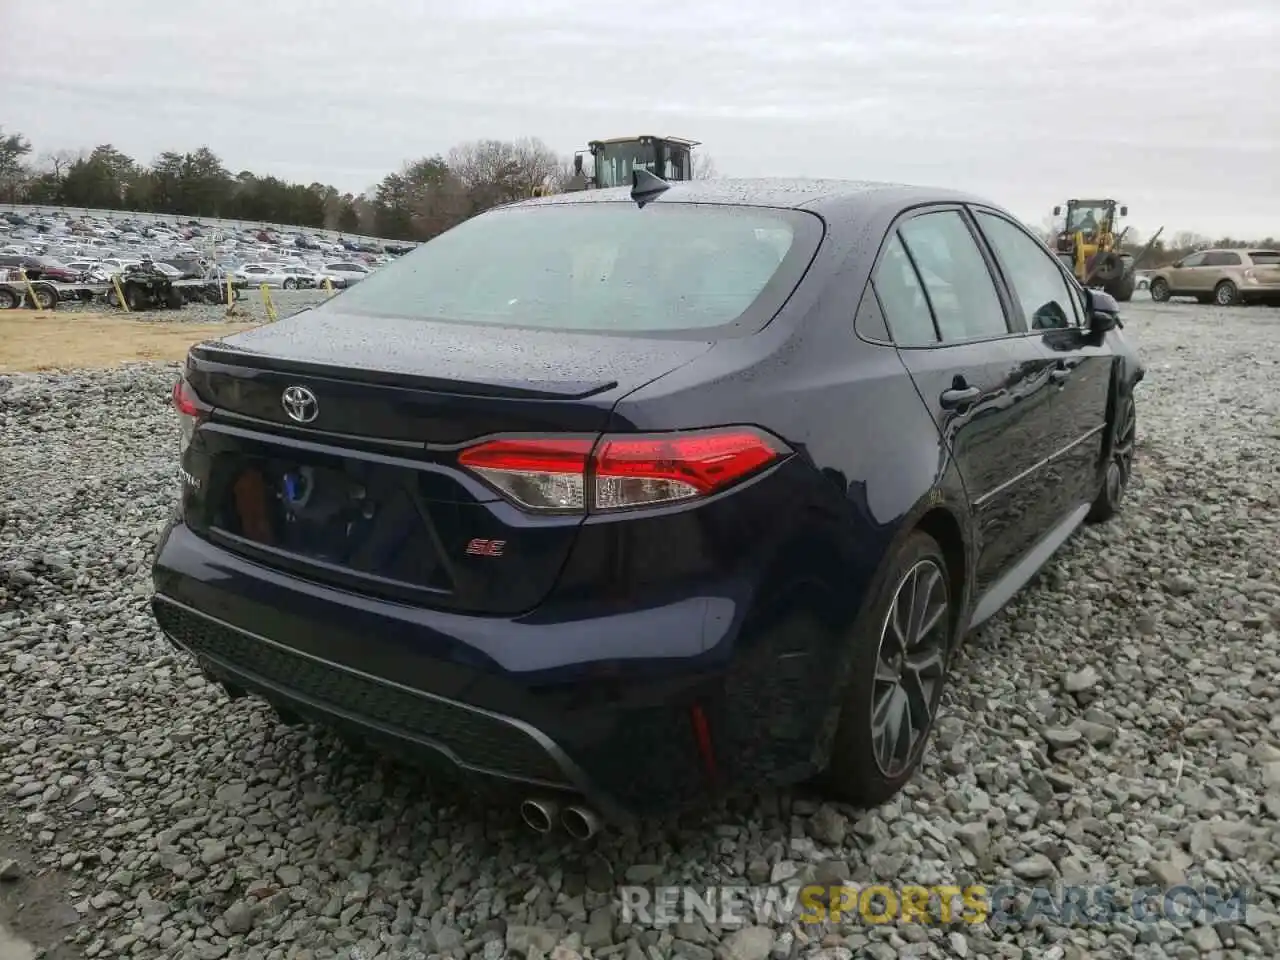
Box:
[187,341,619,401]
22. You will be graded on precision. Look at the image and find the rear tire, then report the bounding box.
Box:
[1214,280,1239,306]
[1148,277,1171,302]
[1087,390,1136,524]
[283,278,297,290]
[825,531,956,807]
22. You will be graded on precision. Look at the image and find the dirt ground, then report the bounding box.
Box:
[0,311,260,373]
[0,827,79,960]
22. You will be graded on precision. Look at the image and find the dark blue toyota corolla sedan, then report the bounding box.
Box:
[153,177,1143,837]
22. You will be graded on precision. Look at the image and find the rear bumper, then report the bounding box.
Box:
[151,521,830,817]
[1239,280,1280,300]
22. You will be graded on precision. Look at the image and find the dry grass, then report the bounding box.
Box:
[0,310,262,373]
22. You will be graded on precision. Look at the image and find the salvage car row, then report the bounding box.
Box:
[0,210,410,302]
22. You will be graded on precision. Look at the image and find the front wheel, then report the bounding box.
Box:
[1214,280,1239,306]
[1148,277,1171,302]
[825,531,955,806]
[1087,390,1136,523]
[26,284,57,310]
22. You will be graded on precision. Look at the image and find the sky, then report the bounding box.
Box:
[3,0,1278,239]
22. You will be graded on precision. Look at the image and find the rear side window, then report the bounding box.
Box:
[322,203,820,337]
[975,212,1078,330]
[1203,251,1242,267]
[898,212,1008,341]
[1248,251,1280,265]
[872,234,938,346]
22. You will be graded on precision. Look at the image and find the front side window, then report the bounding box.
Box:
[975,212,1078,330]
[594,141,657,188]
[898,211,1008,342]
[321,203,819,337]
[1180,252,1207,268]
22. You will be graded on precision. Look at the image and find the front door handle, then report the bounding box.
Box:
[940,385,981,409]
[1050,368,1071,384]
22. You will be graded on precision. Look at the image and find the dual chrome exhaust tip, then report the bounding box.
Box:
[520,798,602,840]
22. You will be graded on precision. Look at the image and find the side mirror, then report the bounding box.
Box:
[1053,206,1061,216]
[1084,288,1120,332]
[1171,260,1182,268]
[1119,205,1128,217]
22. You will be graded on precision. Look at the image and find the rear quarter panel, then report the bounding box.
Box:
[566,198,972,782]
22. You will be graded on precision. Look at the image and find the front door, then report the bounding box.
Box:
[1168,250,1208,294]
[870,207,1063,597]
[970,209,1114,515]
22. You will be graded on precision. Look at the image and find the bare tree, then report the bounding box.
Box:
[39,148,81,181]
[693,152,718,180]
[447,137,567,207]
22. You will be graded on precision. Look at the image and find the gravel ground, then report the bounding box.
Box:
[1,298,1278,960]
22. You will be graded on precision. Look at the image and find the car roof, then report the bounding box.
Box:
[515,177,1000,218]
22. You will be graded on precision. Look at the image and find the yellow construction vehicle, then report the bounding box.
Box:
[565,135,700,192]
[1051,198,1163,302]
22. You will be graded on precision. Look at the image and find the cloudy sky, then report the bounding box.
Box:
[4,0,1277,237]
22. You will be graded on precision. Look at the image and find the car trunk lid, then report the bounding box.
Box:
[179,310,712,615]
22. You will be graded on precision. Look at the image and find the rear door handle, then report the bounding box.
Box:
[940,386,981,409]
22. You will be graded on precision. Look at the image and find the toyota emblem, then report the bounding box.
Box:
[281,385,319,424]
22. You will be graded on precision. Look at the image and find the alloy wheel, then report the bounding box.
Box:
[869,558,949,777]
[1215,283,1236,306]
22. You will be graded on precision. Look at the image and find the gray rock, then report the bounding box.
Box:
[222,901,254,935]
[808,806,848,846]
[1042,727,1083,749]
[624,864,664,884]
[507,926,558,957]
[1010,854,1056,880]
[716,926,775,960]
[1064,665,1101,693]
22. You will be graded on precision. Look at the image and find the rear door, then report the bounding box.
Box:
[874,207,1063,596]
[971,208,1112,517]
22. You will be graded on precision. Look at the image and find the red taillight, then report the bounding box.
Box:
[172,378,209,458]
[172,378,202,416]
[458,437,593,512]
[457,428,787,513]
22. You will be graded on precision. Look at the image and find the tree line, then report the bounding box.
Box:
[1,126,1274,259]
[0,127,583,242]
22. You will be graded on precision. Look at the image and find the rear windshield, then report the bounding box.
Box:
[1248,251,1280,265]
[322,202,822,337]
